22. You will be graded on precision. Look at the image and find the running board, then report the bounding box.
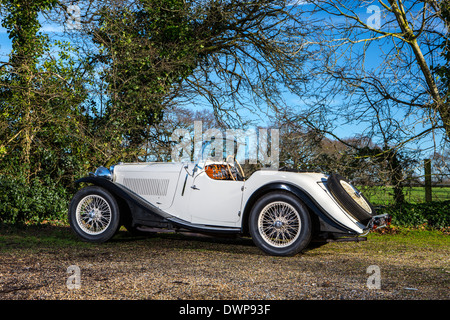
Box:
[311,236,367,243]
[167,217,242,234]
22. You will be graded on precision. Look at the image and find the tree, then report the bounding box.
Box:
[297,0,449,140]
[275,0,450,203]
[273,106,419,204]
[179,0,307,126]
[433,0,450,110]
[431,150,450,183]
[45,0,307,164]
[0,0,96,222]
[143,105,222,162]
[90,0,199,159]
[0,1,95,185]
[0,0,58,179]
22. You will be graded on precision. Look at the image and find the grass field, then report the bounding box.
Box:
[360,186,450,205]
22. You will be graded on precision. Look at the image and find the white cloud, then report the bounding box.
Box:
[40,24,65,33]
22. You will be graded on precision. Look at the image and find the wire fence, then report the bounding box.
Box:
[361,185,450,206]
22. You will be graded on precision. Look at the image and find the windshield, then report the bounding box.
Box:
[195,138,261,179]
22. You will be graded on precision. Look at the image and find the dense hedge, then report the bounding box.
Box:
[377,200,450,230]
[0,177,69,224]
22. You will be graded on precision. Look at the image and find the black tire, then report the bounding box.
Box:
[327,174,375,225]
[68,186,121,243]
[249,191,312,256]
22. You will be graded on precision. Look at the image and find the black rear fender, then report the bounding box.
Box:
[242,183,358,236]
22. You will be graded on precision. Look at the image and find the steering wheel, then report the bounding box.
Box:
[226,155,245,181]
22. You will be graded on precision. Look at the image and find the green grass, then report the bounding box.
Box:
[360,186,450,205]
[368,228,450,248]
[0,223,90,251]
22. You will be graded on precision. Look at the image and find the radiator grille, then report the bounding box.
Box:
[122,178,170,196]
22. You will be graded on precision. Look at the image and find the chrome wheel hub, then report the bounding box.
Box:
[258,201,301,248]
[273,220,284,229]
[75,195,112,235]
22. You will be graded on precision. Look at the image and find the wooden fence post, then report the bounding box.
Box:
[424,159,432,202]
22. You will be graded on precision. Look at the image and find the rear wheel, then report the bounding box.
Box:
[249,192,311,256]
[68,186,121,242]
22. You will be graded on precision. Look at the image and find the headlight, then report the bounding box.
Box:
[94,166,112,180]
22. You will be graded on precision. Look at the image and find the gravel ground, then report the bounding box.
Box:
[0,226,449,300]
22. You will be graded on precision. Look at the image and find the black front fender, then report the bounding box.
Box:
[75,176,172,225]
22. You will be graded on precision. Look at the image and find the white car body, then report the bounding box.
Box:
[113,162,366,234]
[69,142,390,255]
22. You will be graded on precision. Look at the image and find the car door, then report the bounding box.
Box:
[187,169,244,227]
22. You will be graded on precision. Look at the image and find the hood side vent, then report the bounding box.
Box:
[123,178,170,196]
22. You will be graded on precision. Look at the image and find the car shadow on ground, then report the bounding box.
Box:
[112,228,257,248]
[0,223,319,255]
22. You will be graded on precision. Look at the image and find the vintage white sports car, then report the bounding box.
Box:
[68,141,390,256]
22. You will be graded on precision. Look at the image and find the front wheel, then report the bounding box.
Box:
[68,186,121,243]
[249,192,311,256]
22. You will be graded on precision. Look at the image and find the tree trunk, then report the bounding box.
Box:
[437,102,450,139]
[390,0,449,138]
[387,149,405,205]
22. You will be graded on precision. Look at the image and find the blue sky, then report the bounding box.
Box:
[0,24,11,59]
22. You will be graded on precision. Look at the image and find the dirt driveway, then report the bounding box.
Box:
[0,225,448,300]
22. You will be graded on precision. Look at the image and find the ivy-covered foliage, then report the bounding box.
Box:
[92,0,200,158]
[377,201,450,230]
[0,0,90,223]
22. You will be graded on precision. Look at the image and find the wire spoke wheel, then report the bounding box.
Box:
[75,195,112,235]
[258,201,301,248]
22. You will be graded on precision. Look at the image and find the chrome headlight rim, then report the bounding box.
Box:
[94,166,112,180]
